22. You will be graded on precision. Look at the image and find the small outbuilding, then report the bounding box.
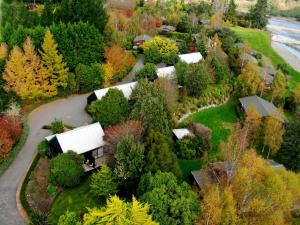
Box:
[87,82,137,104]
[172,128,194,140]
[260,68,274,85]
[239,95,284,122]
[178,52,203,64]
[133,35,152,49]
[240,53,258,65]
[160,25,176,33]
[45,122,106,171]
[156,66,175,79]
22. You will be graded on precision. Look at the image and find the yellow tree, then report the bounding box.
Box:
[22,37,56,99]
[263,116,285,158]
[103,63,114,87]
[209,11,223,29]
[0,43,8,60]
[245,106,262,146]
[238,61,263,96]
[83,195,158,225]
[40,30,68,89]
[272,70,286,103]
[3,46,26,96]
[292,83,300,108]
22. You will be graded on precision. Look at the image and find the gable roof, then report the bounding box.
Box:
[45,122,105,155]
[178,52,203,64]
[239,96,283,122]
[134,35,152,42]
[156,66,175,79]
[93,82,137,101]
[172,128,193,140]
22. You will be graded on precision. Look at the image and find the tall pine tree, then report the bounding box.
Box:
[40,30,68,89]
[249,0,268,29]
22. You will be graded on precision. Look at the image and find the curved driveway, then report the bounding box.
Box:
[0,94,91,225]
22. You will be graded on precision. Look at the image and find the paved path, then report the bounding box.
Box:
[120,55,144,83]
[0,94,91,225]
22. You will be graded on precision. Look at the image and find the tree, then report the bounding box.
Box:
[209,11,223,29]
[292,83,300,112]
[142,36,179,64]
[88,88,130,127]
[131,81,171,135]
[144,130,181,177]
[134,63,157,82]
[90,165,118,198]
[0,43,8,60]
[225,0,237,24]
[114,137,145,182]
[4,38,56,100]
[58,211,79,225]
[56,0,108,32]
[75,63,104,93]
[249,0,268,29]
[103,63,114,87]
[276,120,300,171]
[238,61,263,97]
[40,30,68,89]
[51,119,64,134]
[198,39,207,59]
[263,116,285,158]
[154,77,178,113]
[211,57,230,83]
[175,62,209,97]
[83,195,158,225]
[49,151,84,187]
[272,70,286,104]
[138,171,199,225]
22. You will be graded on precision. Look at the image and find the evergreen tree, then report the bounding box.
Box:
[198,39,207,59]
[225,0,237,24]
[249,0,268,29]
[40,30,68,89]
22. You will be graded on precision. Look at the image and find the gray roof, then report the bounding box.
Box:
[240,53,258,64]
[239,96,283,122]
[259,68,274,85]
[160,25,176,32]
[134,35,152,42]
[266,159,285,169]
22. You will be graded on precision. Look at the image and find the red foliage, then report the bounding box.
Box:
[155,19,163,28]
[0,116,23,160]
[125,8,133,17]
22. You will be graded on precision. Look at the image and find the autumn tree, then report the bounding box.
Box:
[0,43,8,60]
[209,11,223,29]
[272,70,286,104]
[4,38,56,100]
[83,195,158,225]
[103,63,114,87]
[40,30,68,89]
[238,61,263,97]
[263,116,285,158]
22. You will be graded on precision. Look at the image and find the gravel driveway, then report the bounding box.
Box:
[0,94,91,225]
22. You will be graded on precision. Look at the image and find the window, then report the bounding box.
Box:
[92,147,103,158]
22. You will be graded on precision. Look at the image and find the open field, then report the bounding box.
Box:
[232,26,300,90]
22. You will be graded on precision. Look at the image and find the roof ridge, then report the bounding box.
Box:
[56,122,102,138]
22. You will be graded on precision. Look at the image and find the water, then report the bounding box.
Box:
[267,17,300,60]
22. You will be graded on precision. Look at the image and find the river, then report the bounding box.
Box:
[267,17,300,71]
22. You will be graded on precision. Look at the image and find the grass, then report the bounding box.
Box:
[232,26,300,90]
[48,176,104,225]
[178,99,238,181]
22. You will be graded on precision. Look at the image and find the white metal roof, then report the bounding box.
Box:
[45,122,105,155]
[178,52,203,64]
[172,128,193,140]
[156,66,175,79]
[94,82,137,100]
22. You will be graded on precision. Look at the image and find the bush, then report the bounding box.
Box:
[174,135,210,159]
[30,211,50,225]
[46,184,57,194]
[211,58,230,84]
[57,211,79,225]
[75,63,104,93]
[50,119,64,134]
[88,88,130,127]
[37,140,50,157]
[134,63,157,81]
[49,151,84,187]
[90,165,118,198]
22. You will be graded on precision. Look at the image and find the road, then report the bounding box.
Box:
[120,55,144,83]
[0,94,91,225]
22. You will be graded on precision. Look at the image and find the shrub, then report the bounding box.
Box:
[134,63,157,81]
[30,212,50,225]
[211,58,230,84]
[46,184,57,194]
[90,164,118,198]
[49,151,84,187]
[50,119,64,134]
[37,140,50,157]
[75,63,104,93]
[88,88,130,127]
[57,211,79,225]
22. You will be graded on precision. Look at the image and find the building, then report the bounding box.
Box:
[239,95,284,122]
[87,82,137,104]
[133,35,152,49]
[266,159,285,170]
[172,128,194,140]
[240,53,258,65]
[45,122,105,172]
[178,52,203,64]
[260,67,275,85]
[156,66,175,79]
[160,25,176,33]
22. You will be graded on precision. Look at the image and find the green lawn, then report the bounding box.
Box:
[48,176,104,224]
[178,99,238,180]
[232,26,300,90]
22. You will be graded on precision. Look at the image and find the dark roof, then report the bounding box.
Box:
[239,96,283,122]
[134,35,152,42]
